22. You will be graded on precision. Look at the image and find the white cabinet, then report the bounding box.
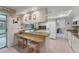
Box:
[31,9,47,23]
[67,31,79,52]
[72,35,79,52]
[22,14,30,24]
[22,9,47,23]
[67,32,72,47]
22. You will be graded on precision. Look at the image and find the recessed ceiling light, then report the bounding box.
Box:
[32,8,34,11]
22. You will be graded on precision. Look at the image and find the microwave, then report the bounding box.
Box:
[72,17,79,26]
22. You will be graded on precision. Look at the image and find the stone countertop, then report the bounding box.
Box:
[67,29,78,31]
[66,29,78,33]
[24,30,49,37]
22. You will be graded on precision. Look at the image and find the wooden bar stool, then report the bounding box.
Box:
[27,40,40,53]
[18,38,27,49]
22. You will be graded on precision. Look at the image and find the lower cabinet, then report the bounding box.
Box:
[68,32,72,47]
[68,32,79,52]
[72,35,79,52]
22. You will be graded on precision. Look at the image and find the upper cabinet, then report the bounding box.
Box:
[22,8,47,23]
[31,8,47,23]
[22,14,30,23]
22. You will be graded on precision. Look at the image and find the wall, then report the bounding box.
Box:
[7,15,21,47]
[47,7,73,39]
[46,20,56,39]
[65,16,75,39]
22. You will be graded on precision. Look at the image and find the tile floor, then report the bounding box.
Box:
[0,38,73,53]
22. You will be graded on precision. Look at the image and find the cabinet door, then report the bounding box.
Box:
[39,9,46,22]
[22,14,29,23]
[74,37,79,52]
[32,9,46,23]
[32,11,39,23]
[72,35,79,52]
[72,35,77,52]
[68,32,72,47]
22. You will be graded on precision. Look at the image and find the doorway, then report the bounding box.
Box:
[56,19,65,39]
[0,14,7,48]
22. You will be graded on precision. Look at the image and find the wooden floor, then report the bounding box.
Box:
[0,38,73,53]
[0,47,18,53]
[45,38,73,53]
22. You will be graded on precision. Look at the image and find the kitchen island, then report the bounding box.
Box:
[15,31,48,43]
[14,31,48,50]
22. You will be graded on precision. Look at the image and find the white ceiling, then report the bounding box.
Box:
[6,6,43,15]
[6,6,73,12]
[46,6,73,12]
[5,6,74,16]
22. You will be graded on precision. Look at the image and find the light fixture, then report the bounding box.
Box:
[32,8,34,11]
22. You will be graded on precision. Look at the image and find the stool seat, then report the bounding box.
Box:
[27,41,38,47]
[27,40,40,53]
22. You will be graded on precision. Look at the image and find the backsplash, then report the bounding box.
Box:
[24,24,35,30]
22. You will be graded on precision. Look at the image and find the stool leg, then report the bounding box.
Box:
[22,39,25,49]
[26,40,27,47]
[18,40,21,46]
[33,46,40,53]
[28,48,33,53]
[22,39,27,49]
[36,49,40,53]
[33,48,37,53]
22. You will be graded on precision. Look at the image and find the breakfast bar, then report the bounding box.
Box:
[14,31,48,52]
[15,31,48,42]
